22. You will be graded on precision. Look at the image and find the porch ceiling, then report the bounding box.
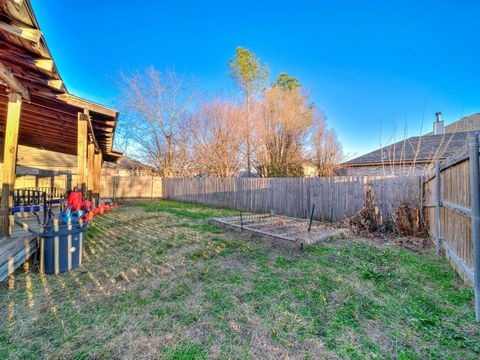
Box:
[0,0,122,162]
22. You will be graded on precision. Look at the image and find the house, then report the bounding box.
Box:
[0,0,122,279]
[302,161,318,177]
[102,156,157,176]
[341,113,480,176]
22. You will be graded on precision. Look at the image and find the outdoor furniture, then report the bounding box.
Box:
[12,188,66,225]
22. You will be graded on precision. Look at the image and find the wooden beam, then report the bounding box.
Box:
[0,93,22,236]
[34,59,54,72]
[57,93,118,118]
[87,141,95,200]
[11,0,25,7]
[77,111,88,194]
[0,61,29,101]
[93,151,103,205]
[0,22,42,43]
[47,79,63,90]
[441,200,472,218]
[85,114,100,152]
[0,51,53,75]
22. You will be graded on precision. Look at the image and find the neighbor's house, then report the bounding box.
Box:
[340,113,480,176]
[302,161,318,177]
[102,156,157,176]
[235,161,319,178]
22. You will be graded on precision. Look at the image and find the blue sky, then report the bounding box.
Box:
[31,0,480,158]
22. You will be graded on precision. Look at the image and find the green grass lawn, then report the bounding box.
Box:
[1,200,479,359]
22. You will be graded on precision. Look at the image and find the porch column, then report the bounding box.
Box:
[87,141,95,200]
[77,110,88,194]
[0,93,22,236]
[93,151,102,205]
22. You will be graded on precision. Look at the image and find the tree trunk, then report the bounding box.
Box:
[246,96,251,176]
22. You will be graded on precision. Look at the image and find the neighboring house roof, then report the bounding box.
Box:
[422,113,480,135]
[445,113,480,133]
[343,132,471,167]
[103,156,156,172]
[343,113,480,167]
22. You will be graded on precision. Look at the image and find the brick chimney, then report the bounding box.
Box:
[434,112,445,135]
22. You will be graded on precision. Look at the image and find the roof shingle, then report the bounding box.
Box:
[343,132,472,166]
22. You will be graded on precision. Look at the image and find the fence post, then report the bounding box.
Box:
[113,177,117,202]
[151,177,154,199]
[468,133,480,322]
[419,175,424,225]
[435,162,442,255]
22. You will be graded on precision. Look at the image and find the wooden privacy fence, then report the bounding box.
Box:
[424,133,480,321]
[15,174,69,191]
[163,176,422,223]
[100,176,163,199]
[99,175,421,223]
[13,174,164,199]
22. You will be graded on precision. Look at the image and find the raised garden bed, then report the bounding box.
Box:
[210,213,350,246]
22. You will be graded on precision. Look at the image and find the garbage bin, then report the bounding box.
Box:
[39,219,88,274]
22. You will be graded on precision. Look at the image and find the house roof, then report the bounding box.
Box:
[103,156,155,171]
[343,131,473,167]
[343,112,480,167]
[445,113,480,133]
[0,0,122,162]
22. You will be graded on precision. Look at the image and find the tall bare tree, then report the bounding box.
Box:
[186,99,244,177]
[228,47,269,176]
[312,126,344,176]
[253,86,316,177]
[117,67,195,177]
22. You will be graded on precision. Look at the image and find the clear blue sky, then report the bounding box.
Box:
[31,0,480,158]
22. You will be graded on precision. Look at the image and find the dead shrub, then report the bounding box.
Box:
[344,184,382,236]
[393,202,427,237]
[345,185,427,239]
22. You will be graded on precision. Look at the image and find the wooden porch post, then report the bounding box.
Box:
[77,110,88,194]
[0,93,22,236]
[93,151,102,205]
[87,141,95,200]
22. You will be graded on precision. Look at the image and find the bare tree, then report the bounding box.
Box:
[312,126,344,176]
[117,67,195,177]
[186,99,244,177]
[253,87,316,177]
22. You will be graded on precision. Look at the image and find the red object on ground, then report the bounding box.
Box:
[97,204,110,214]
[86,209,99,221]
[86,203,111,221]
[66,192,83,211]
[82,201,93,212]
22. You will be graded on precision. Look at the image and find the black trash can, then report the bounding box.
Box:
[40,219,88,274]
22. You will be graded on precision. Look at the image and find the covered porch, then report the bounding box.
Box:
[0,0,121,281]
